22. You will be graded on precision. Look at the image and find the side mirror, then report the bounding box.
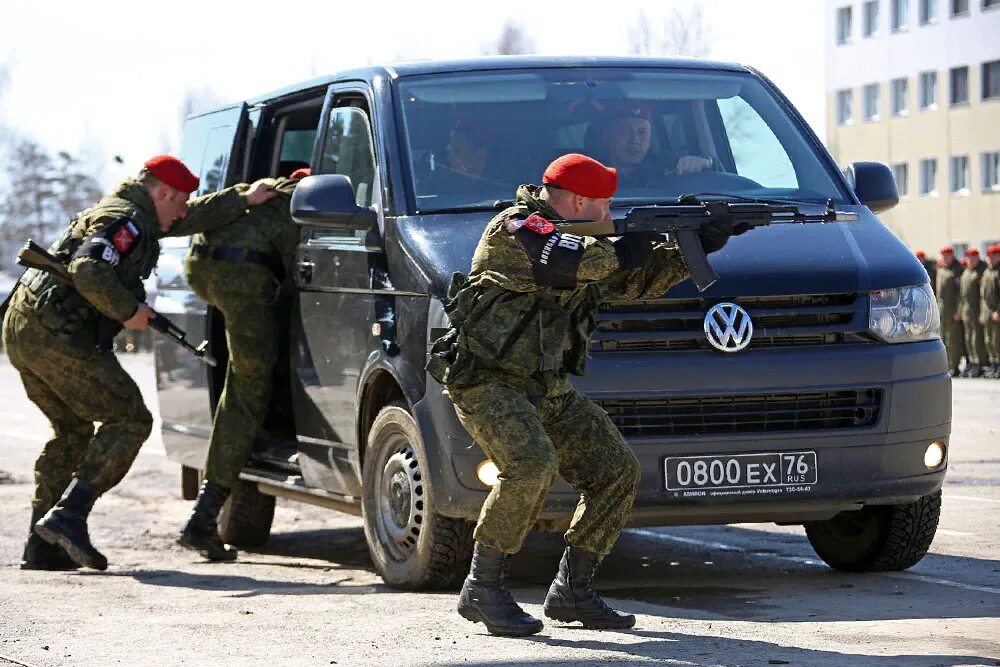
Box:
[290,174,378,230]
[844,161,899,214]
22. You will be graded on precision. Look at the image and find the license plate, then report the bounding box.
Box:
[664,451,817,495]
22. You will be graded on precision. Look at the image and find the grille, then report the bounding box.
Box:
[596,389,882,437]
[593,293,871,352]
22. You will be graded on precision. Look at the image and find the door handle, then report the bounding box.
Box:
[297,258,315,283]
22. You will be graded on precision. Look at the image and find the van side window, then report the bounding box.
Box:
[320,106,377,209]
[196,126,237,195]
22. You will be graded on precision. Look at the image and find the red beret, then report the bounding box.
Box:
[289,167,312,179]
[988,244,1000,255]
[610,101,653,121]
[965,247,979,257]
[915,250,926,259]
[144,155,199,194]
[939,245,954,255]
[543,153,618,199]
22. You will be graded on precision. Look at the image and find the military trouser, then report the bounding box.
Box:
[447,374,641,556]
[963,318,989,366]
[185,258,279,488]
[2,307,152,510]
[985,318,1000,364]
[941,318,965,370]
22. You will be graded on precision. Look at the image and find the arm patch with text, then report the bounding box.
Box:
[74,217,140,266]
[509,214,584,289]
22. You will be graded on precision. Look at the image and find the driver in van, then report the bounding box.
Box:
[593,102,714,189]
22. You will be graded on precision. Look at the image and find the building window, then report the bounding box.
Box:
[950,66,970,105]
[864,1,880,34]
[984,0,1000,10]
[893,163,909,197]
[919,0,938,22]
[891,77,909,115]
[983,151,1000,191]
[983,60,1000,100]
[919,158,938,195]
[837,6,854,43]
[892,0,910,30]
[920,71,938,109]
[837,89,854,125]
[950,155,970,193]
[951,0,969,14]
[863,84,881,120]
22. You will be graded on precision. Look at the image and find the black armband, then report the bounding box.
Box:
[73,217,141,266]
[510,215,584,289]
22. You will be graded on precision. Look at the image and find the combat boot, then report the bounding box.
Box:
[177,480,237,562]
[543,545,635,630]
[34,478,107,571]
[457,542,543,637]
[966,363,983,378]
[21,506,78,571]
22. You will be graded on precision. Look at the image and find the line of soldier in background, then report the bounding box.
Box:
[917,245,1000,378]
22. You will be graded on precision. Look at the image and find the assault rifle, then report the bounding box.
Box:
[16,240,217,366]
[554,196,859,292]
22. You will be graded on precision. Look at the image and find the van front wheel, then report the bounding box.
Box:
[804,491,941,572]
[362,401,474,590]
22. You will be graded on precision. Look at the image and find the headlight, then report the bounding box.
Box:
[868,283,940,343]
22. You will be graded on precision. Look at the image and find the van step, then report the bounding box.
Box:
[239,467,361,516]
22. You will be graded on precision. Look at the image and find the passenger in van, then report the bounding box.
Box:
[420,118,504,195]
[590,102,714,189]
[6,156,277,571]
[428,153,742,636]
[176,167,311,561]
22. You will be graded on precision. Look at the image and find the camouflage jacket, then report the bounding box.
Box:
[960,261,986,321]
[936,259,963,318]
[981,265,999,317]
[9,179,249,353]
[188,177,300,275]
[427,184,689,389]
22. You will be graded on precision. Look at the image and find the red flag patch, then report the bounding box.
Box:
[112,225,135,252]
[523,214,555,235]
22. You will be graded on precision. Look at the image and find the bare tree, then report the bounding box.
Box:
[482,20,536,56]
[627,3,713,58]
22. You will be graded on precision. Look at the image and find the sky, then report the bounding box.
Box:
[0,0,827,188]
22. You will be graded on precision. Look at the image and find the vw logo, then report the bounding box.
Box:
[704,303,753,352]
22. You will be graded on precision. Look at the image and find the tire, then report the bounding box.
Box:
[219,479,276,547]
[362,401,474,590]
[804,491,941,572]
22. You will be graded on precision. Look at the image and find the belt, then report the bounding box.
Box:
[191,244,284,281]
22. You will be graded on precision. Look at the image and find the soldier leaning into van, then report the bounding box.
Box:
[177,167,310,561]
[4,156,276,571]
[960,248,990,378]
[427,153,743,636]
[980,244,1000,378]
[936,247,965,377]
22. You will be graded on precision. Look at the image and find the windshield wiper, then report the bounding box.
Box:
[677,191,832,209]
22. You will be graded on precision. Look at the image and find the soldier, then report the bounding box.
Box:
[177,167,310,561]
[3,155,276,571]
[960,248,989,378]
[936,246,965,377]
[916,250,937,294]
[427,153,741,636]
[979,245,1000,378]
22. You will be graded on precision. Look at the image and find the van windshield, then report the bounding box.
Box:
[396,68,850,214]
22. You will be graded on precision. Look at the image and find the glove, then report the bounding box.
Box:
[614,232,662,270]
[698,218,749,254]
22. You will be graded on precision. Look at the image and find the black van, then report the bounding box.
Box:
[156,56,950,589]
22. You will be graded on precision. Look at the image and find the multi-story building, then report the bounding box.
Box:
[826,0,1000,257]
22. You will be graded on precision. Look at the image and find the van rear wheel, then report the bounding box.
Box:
[804,491,941,572]
[362,401,474,590]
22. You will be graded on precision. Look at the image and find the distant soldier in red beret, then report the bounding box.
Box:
[936,246,965,377]
[3,155,276,571]
[960,248,989,376]
[914,250,937,294]
[427,153,741,636]
[981,244,1000,378]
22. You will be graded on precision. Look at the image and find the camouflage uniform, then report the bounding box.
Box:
[428,184,688,556]
[983,262,1000,372]
[183,177,300,487]
[921,257,937,295]
[2,180,250,511]
[960,260,989,369]
[936,258,965,373]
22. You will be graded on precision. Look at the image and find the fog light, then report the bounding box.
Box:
[924,441,946,470]
[476,460,500,487]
